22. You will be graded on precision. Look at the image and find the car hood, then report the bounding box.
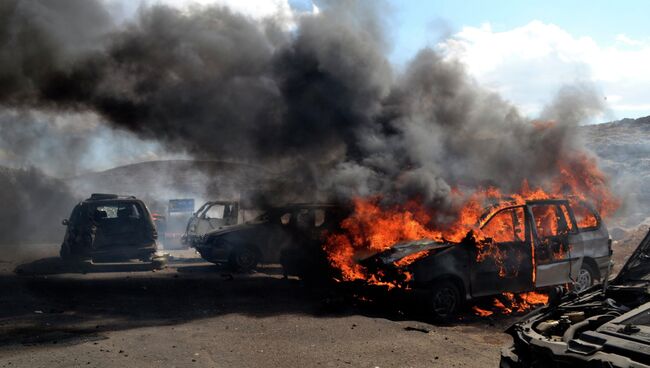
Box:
[364,239,454,265]
[203,222,264,238]
[614,229,650,284]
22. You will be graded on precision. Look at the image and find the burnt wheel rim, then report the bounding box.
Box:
[236,250,256,268]
[432,287,457,316]
[575,268,593,292]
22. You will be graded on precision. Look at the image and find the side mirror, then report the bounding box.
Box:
[62,219,69,226]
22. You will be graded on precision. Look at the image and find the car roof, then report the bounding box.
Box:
[80,193,144,204]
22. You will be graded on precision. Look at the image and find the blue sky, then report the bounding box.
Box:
[389,1,640,56]
[387,0,650,63]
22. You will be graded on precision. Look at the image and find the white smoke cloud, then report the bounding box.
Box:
[439,21,650,120]
[0,109,189,178]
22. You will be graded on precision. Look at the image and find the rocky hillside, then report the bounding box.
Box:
[580,115,650,229]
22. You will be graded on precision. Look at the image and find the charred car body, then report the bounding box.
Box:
[182,200,241,247]
[60,193,164,266]
[362,199,611,317]
[193,204,349,273]
[501,229,650,367]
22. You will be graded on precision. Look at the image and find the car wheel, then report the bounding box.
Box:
[151,258,166,270]
[430,280,462,319]
[229,246,259,272]
[574,263,597,292]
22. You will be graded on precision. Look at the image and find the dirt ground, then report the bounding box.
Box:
[0,244,517,368]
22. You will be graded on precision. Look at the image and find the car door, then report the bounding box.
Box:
[470,206,533,297]
[259,210,296,262]
[185,202,210,238]
[530,202,584,287]
[568,200,611,266]
[187,202,240,237]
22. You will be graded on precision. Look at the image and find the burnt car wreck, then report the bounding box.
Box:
[60,193,166,267]
[501,229,650,368]
[193,204,349,274]
[361,199,611,318]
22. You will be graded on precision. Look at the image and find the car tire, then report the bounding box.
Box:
[429,280,462,319]
[151,258,166,270]
[229,246,259,272]
[574,262,597,292]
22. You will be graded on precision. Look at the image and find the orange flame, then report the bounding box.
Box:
[323,129,619,307]
[472,306,494,317]
[472,291,549,316]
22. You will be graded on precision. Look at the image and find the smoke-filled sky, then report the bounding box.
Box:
[137,0,650,120]
[1,0,646,177]
[0,0,626,245]
[0,0,605,200]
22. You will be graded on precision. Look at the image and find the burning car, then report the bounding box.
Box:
[194,204,349,273]
[360,199,611,318]
[59,193,165,267]
[501,229,650,368]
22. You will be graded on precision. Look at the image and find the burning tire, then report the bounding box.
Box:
[574,262,597,292]
[429,280,462,319]
[229,246,259,272]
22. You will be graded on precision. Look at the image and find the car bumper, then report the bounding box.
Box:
[195,244,230,263]
[90,244,157,262]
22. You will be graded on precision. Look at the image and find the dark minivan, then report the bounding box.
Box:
[60,193,163,265]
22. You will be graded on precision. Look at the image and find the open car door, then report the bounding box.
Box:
[190,201,239,236]
[470,205,534,297]
[530,200,584,287]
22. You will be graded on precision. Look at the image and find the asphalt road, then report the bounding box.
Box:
[0,245,514,368]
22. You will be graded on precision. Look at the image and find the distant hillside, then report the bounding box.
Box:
[65,160,275,212]
[579,115,650,228]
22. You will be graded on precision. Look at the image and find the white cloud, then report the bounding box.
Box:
[438,21,650,121]
[616,34,644,47]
